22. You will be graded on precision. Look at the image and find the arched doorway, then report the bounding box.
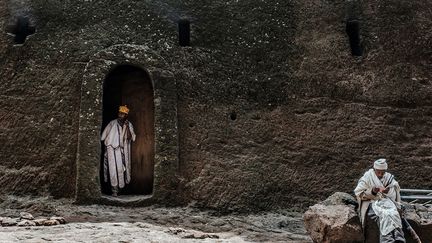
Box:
[101,65,155,195]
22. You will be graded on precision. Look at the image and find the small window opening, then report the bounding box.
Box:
[230,112,237,121]
[7,16,35,44]
[346,20,362,56]
[178,19,190,47]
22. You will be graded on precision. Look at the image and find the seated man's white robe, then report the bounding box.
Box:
[354,169,404,242]
[101,119,136,189]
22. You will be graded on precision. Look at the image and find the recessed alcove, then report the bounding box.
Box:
[346,19,363,56]
[230,112,237,121]
[178,19,190,47]
[6,16,35,44]
[101,65,155,196]
[75,44,179,206]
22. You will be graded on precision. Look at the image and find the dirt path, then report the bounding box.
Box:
[0,196,311,242]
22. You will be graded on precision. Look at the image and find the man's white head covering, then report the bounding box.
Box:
[374,158,388,170]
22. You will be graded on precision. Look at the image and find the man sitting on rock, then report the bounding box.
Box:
[354,158,406,242]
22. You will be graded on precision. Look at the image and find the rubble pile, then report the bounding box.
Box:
[0,212,66,227]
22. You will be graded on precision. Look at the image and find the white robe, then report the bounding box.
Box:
[101,119,136,189]
[354,169,402,235]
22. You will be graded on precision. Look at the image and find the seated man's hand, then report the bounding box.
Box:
[372,187,389,194]
[372,187,380,194]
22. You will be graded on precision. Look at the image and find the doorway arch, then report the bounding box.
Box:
[101,65,155,195]
[76,44,179,205]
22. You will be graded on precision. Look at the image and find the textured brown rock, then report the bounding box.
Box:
[321,192,358,207]
[1,217,18,227]
[0,0,431,211]
[43,219,60,226]
[401,203,432,243]
[166,227,219,239]
[304,203,363,243]
[50,216,66,224]
[19,212,34,220]
[182,233,220,239]
[17,219,36,227]
[33,218,48,226]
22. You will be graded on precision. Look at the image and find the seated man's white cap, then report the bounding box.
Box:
[374,158,388,170]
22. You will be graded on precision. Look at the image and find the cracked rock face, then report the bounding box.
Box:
[303,193,363,243]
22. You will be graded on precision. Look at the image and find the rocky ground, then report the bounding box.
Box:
[0,195,311,242]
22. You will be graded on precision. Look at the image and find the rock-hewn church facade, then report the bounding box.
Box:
[1,0,431,211]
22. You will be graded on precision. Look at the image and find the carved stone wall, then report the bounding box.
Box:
[0,0,431,210]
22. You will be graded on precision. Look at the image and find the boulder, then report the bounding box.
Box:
[50,216,66,224]
[1,217,19,227]
[17,220,36,227]
[20,212,34,220]
[400,203,432,243]
[43,219,60,226]
[304,203,363,243]
[33,218,48,226]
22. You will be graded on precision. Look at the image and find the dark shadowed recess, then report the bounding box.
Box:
[101,65,155,196]
[346,20,363,56]
[6,16,36,44]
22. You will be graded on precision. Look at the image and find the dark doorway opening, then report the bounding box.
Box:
[7,16,36,44]
[178,19,190,47]
[346,19,363,56]
[101,65,155,195]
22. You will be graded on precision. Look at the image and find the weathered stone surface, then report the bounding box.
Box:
[322,192,358,207]
[304,204,363,243]
[43,219,60,226]
[20,212,34,220]
[0,222,245,242]
[1,217,18,227]
[166,227,219,239]
[0,196,311,241]
[0,0,431,211]
[17,219,36,227]
[401,203,432,243]
[414,204,428,212]
[182,232,220,239]
[50,216,66,224]
[33,218,48,226]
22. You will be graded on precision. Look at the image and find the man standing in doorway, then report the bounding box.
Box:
[354,158,405,242]
[101,105,136,196]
